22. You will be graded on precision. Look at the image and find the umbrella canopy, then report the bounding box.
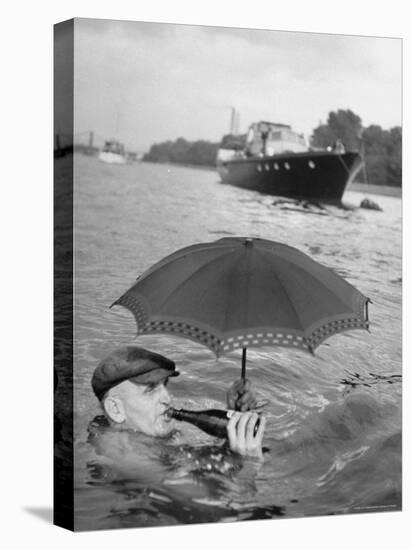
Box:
[112,237,370,368]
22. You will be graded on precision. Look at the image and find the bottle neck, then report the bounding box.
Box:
[166,407,229,419]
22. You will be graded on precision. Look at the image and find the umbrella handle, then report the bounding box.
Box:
[241,347,247,382]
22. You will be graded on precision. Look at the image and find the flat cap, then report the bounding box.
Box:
[91,346,179,400]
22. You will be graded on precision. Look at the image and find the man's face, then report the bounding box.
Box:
[114,379,173,437]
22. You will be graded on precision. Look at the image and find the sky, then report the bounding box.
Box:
[71,18,402,152]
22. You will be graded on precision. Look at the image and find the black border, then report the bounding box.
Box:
[53,18,74,531]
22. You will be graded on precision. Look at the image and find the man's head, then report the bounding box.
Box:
[91,346,179,437]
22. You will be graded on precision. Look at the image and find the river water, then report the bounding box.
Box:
[59,154,401,530]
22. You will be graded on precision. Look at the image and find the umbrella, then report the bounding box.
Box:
[112,237,370,379]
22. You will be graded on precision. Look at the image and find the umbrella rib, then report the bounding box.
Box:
[258,241,367,314]
[138,242,237,283]
[222,253,247,333]
[281,256,367,319]
[152,247,240,315]
[263,252,367,334]
[184,249,245,336]
[256,249,306,332]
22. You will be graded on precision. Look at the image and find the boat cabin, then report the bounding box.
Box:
[246,121,307,156]
[102,140,125,156]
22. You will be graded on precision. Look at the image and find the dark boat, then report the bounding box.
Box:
[216,121,363,204]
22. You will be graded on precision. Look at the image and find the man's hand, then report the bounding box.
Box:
[227,411,266,460]
[227,379,257,411]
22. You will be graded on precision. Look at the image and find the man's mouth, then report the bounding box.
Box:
[160,408,172,421]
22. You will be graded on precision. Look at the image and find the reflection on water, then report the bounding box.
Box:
[59,154,402,530]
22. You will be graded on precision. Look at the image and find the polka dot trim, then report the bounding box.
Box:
[140,320,223,354]
[114,294,148,327]
[114,294,369,356]
[218,331,310,354]
[306,317,369,349]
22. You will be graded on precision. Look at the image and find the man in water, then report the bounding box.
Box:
[90,345,266,460]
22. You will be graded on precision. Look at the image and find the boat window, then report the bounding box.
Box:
[257,164,262,172]
[265,163,270,171]
[308,160,316,169]
[284,162,291,170]
[273,162,279,170]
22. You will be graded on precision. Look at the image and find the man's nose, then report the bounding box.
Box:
[160,385,171,405]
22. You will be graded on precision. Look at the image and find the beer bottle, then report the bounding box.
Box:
[166,407,260,439]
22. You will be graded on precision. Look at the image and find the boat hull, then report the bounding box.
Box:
[217,151,363,203]
[98,151,127,164]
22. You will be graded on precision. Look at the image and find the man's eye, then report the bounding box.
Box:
[144,384,156,393]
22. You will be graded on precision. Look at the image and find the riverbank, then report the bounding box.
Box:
[141,159,215,172]
[349,182,402,198]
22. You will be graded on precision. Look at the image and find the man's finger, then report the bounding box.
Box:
[238,392,257,411]
[238,392,256,406]
[245,412,259,441]
[254,415,266,442]
[238,392,250,405]
[227,411,242,447]
[236,412,252,445]
[232,379,244,393]
[243,379,251,391]
[254,400,269,411]
[227,393,236,409]
[240,399,257,412]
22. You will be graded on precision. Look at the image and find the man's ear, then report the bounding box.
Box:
[102,395,126,424]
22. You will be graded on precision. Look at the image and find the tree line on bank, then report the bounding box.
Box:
[143,109,402,186]
[143,138,218,167]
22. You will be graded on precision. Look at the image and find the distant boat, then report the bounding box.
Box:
[216,121,363,204]
[98,140,127,164]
